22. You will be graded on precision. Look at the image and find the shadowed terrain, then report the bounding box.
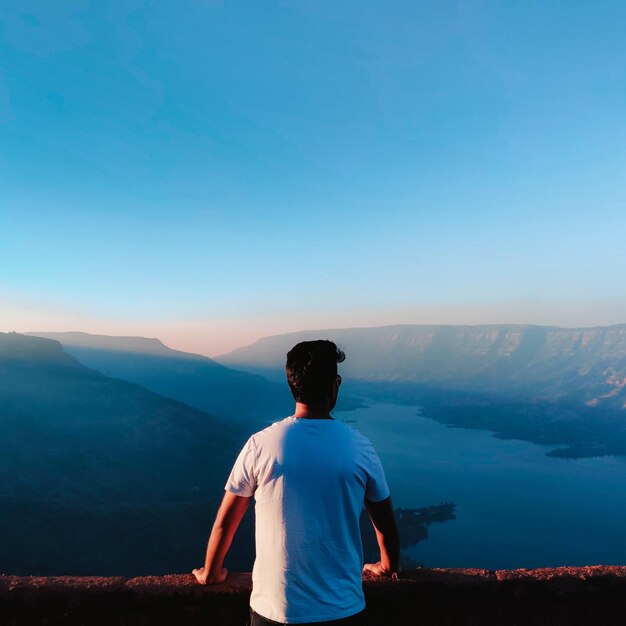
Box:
[0,333,250,575]
[28,332,366,422]
[28,332,293,426]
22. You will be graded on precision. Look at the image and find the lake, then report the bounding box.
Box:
[337,402,626,570]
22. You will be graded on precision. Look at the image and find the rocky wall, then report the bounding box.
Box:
[2,566,626,625]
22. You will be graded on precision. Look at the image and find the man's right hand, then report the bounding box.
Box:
[192,566,228,585]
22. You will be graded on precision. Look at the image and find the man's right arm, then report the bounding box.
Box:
[192,491,252,584]
[363,496,400,576]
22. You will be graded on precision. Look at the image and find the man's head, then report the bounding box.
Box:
[286,340,345,409]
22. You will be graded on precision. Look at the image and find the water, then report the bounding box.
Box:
[338,402,626,570]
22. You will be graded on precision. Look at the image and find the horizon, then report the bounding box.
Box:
[2,2,626,356]
[13,317,626,359]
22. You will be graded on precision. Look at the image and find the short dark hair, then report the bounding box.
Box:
[286,340,345,405]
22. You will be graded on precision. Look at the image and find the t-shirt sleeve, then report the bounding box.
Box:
[364,441,390,503]
[224,437,257,497]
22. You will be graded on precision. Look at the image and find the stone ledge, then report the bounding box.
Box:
[1,567,626,625]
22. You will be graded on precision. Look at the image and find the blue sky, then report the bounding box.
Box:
[1,1,625,355]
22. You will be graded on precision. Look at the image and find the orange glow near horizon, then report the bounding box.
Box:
[2,295,626,358]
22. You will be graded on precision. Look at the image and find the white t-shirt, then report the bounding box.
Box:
[225,416,390,624]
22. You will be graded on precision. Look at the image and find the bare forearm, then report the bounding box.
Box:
[374,524,400,573]
[193,492,251,585]
[203,519,237,573]
[364,496,400,576]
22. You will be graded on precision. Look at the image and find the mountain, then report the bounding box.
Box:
[28,331,294,425]
[0,332,250,575]
[29,332,364,420]
[218,324,626,457]
[218,324,626,411]
[0,332,445,575]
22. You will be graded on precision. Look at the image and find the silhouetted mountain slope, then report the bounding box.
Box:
[0,333,249,575]
[29,331,294,425]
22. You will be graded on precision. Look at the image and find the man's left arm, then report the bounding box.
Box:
[192,491,252,584]
[362,496,400,577]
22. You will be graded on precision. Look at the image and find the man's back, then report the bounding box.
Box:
[193,340,398,626]
[226,416,389,623]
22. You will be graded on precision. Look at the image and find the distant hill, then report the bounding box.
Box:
[218,324,626,411]
[29,332,364,421]
[28,331,294,426]
[0,332,251,575]
[218,324,626,458]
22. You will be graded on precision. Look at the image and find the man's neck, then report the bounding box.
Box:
[293,402,333,420]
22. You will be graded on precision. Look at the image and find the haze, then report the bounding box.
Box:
[2,2,625,356]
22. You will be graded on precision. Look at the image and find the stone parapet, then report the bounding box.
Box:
[2,566,626,625]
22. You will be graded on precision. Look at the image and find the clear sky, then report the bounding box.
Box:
[1,1,625,356]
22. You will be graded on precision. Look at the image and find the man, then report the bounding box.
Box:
[193,340,399,625]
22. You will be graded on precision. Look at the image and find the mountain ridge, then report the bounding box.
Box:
[28,331,295,424]
[217,323,626,411]
[216,323,626,458]
[28,331,208,359]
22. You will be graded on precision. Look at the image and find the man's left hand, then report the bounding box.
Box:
[363,561,398,579]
